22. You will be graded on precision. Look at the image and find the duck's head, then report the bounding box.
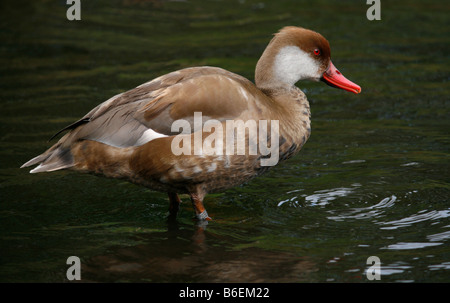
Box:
[255,26,361,94]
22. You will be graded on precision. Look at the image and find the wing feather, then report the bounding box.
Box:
[55,66,265,148]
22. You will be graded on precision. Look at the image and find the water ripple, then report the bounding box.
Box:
[277,184,360,207]
[378,209,450,230]
[428,262,450,270]
[382,242,442,250]
[427,230,450,242]
[305,187,355,206]
[327,195,396,221]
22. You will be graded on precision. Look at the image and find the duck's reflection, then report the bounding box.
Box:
[81,220,316,282]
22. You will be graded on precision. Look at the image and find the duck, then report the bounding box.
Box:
[21,26,361,221]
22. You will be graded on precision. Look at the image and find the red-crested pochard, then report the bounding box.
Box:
[21,26,361,221]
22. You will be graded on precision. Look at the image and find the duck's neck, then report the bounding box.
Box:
[277,86,312,162]
[255,45,312,159]
[255,45,286,90]
[255,42,309,90]
[256,59,311,162]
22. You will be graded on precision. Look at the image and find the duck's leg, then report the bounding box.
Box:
[168,192,181,217]
[190,193,212,221]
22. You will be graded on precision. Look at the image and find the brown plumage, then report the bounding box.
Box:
[21,27,361,221]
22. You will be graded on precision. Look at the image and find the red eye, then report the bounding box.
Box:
[313,49,321,56]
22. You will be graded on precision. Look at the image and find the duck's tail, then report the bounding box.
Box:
[22,139,135,178]
[20,144,74,173]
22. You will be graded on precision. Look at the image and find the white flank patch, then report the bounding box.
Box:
[135,128,168,146]
[274,46,321,85]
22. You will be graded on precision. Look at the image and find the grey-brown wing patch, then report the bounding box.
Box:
[49,66,260,148]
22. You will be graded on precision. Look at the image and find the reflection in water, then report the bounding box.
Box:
[82,221,317,282]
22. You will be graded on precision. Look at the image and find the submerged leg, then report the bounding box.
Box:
[168,192,181,217]
[190,193,212,221]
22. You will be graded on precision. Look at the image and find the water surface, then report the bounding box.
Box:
[0,0,449,282]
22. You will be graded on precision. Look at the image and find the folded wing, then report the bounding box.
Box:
[21,66,264,173]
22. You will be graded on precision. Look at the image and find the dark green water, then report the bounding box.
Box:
[1,0,449,282]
